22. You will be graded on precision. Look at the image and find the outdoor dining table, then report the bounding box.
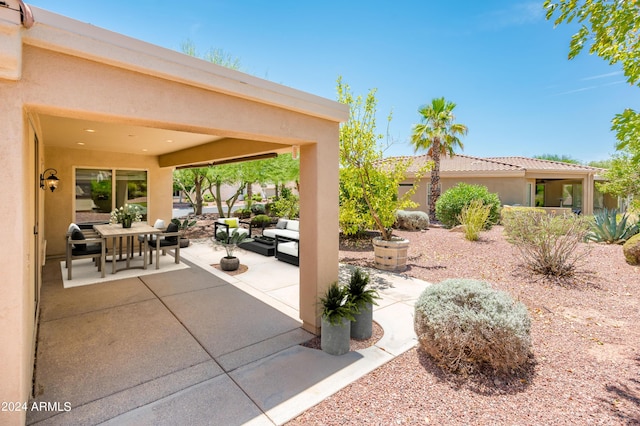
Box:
[93,222,164,274]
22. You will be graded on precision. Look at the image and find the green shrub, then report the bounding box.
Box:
[395,210,430,231]
[586,208,639,244]
[414,279,532,374]
[251,194,263,202]
[250,214,272,228]
[501,206,547,242]
[232,208,251,219]
[458,199,491,241]
[251,203,266,215]
[269,195,300,219]
[203,193,214,202]
[507,213,591,277]
[435,183,501,228]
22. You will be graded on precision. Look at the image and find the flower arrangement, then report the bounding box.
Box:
[110,204,142,227]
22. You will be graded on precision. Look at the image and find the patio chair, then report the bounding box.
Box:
[214,218,250,242]
[148,222,181,266]
[138,219,165,256]
[66,224,106,280]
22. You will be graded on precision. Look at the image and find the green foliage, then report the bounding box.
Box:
[586,208,639,244]
[251,203,266,215]
[458,199,491,241]
[597,154,640,202]
[411,97,468,220]
[320,282,355,326]
[501,206,547,242]
[533,153,581,164]
[232,208,251,219]
[507,213,591,277]
[435,183,501,228]
[338,77,429,240]
[181,39,242,70]
[395,210,430,231]
[171,218,197,232]
[213,230,251,258]
[269,193,299,219]
[414,279,532,374]
[250,214,272,228]
[345,268,379,312]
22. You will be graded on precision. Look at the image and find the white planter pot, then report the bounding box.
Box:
[372,237,409,272]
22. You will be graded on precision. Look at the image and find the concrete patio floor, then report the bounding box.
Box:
[28,240,430,425]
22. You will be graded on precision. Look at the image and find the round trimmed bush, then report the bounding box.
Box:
[414,279,532,374]
[435,183,501,228]
[623,233,640,265]
[395,210,430,230]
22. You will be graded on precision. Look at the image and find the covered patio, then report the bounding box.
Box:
[0,3,348,423]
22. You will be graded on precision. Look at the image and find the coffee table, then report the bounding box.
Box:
[239,236,276,256]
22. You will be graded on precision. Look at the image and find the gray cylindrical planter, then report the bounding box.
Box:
[321,316,351,356]
[351,302,373,340]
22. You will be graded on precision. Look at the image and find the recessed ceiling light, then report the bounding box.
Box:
[83,128,96,133]
[77,142,85,146]
[166,139,174,143]
[142,149,148,152]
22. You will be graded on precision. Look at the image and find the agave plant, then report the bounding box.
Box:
[586,209,639,244]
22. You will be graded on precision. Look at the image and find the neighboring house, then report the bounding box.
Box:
[395,154,617,216]
[0,2,348,423]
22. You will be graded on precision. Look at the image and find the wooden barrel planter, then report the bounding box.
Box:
[372,237,409,272]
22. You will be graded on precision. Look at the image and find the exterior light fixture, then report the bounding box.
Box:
[40,168,59,192]
[291,145,300,160]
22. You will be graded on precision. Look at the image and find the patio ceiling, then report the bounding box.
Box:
[38,114,292,167]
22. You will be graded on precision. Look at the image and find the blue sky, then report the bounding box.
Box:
[28,1,637,163]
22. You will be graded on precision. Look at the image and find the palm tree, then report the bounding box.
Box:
[411,97,468,221]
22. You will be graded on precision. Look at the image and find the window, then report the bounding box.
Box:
[535,184,545,207]
[561,184,573,207]
[75,168,147,224]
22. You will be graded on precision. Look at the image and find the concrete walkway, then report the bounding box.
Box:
[28,240,430,425]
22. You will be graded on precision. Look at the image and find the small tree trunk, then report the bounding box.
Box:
[429,141,441,222]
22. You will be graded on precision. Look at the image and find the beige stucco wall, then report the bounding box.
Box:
[404,175,529,212]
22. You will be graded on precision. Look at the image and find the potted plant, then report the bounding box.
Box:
[338,79,430,272]
[320,282,355,356]
[171,218,197,247]
[110,204,142,228]
[212,230,252,271]
[346,268,379,340]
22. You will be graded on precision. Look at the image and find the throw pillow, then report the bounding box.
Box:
[276,219,287,229]
[224,218,238,228]
[71,229,87,251]
[67,223,81,236]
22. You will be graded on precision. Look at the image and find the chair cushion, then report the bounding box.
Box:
[68,223,81,236]
[165,222,179,243]
[286,220,300,231]
[71,229,87,250]
[72,244,103,256]
[278,241,299,257]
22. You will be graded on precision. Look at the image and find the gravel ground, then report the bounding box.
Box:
[288,226,640,425]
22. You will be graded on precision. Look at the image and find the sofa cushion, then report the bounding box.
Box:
[278,241,299,257]
[263,228,299,240]
[286,220,299,232]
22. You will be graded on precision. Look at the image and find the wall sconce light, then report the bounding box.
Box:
[40,168,60,192]
[291,145,300,160]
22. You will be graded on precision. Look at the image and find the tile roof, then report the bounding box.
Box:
[387,154,605,174]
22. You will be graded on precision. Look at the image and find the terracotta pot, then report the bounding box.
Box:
[220,256,239,271]
[372,237,409,272]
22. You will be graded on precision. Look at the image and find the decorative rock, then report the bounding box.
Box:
[623,233,640,265]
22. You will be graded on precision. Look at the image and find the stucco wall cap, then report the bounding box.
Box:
[23,6,348,123]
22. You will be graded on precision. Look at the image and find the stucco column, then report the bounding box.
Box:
[298,130,340,334]
[0,100,30,426]
[583,174,594,215]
